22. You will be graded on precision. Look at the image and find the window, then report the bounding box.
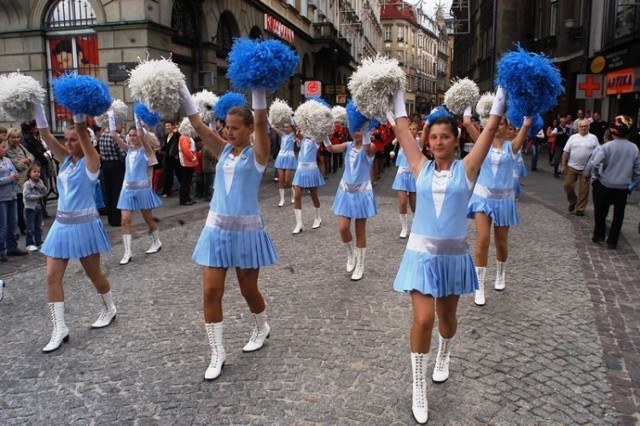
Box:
[550,1,558,37]
[397,26,404,42]
[384,25,392,41]
[385,50,392,58]
[614,0,638,38]
[397,51,405,64]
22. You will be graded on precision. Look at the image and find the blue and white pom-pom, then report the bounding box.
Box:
[369,117,382,130]
[226,38,299,92]
[53,73,112,116]
[331,106,347,125]
[95,99,128,128]
[0,73,46,123]
[128,57,184,118]
[134,102,161,127]
[294,98,333,140]
[192,90,218,124]
[496,44,564,121]
[268,98,293,127]
[306,96,331,108]
[346,100,368,134]
[178,116,196,138]
[444,78,480,116]
[349,54,406,122]
[214,92,246,122]
[427,106,453,124]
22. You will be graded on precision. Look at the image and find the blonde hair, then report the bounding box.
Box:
[6,127,20,139]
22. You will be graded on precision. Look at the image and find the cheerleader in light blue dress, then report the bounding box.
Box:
[291,136,325,234]
[388,89,506,424]
[111,117,163,265]
[391,121,422,238]
[326,126,377,281]
[464,115,530,306]
[35,105,117,354]
[180,84,276,381]
[273,123,298,206]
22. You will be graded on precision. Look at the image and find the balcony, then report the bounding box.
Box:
[312,22,352,54]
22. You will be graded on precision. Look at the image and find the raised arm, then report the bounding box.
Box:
[134,115,155,158]
[74,115,100,174]
[389,91,427,176]
[251,88,270,166]
[32,101,67,164]
[180,83,227,159]
[511,117,532,153]
[109,112,129,152]
[463,110,480,142]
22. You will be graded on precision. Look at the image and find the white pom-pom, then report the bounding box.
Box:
[331,106,347,125]
[294,99,333,140]
[348,55,406,122]
[268,98,293,127]
[476,92,495,120]
[95,99,128,128]
[178,117,196,138]
[0,73,46,122]
[192,90,218,124]
[128,58,185,118]
[444,78,480,116]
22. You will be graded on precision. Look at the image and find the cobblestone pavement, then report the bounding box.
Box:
[0,154,636,424]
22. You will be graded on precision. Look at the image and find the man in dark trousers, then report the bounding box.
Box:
[98,120,126,226]
[161,121,182,198]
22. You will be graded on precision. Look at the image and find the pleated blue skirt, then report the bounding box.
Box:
[192,226,278,269]
[274,155,297,170]
[292,168,325,188]
[392,171,417,192]
[41,220,111,259]
[117,188,162,211]
[467,196,519,227]
[332,188,377,219]
[393,249,478,297]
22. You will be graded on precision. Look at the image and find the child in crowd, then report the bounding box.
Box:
[22,164,47,251]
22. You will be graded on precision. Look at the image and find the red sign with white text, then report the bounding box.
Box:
[264,14,295,44]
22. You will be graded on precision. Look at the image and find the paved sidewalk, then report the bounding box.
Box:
[0,159,636,424]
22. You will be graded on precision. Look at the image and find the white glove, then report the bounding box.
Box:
[393,90,408,119]
[180,83,198,116]
[32,101,49,129]
[251,87,267,110]
[108,111,117,132]
[362,124,372,145]
[490,87,506,117]
[322,135,332,147]
[464,105,473,117]
[73,113,86,124]
[134,114,143,130]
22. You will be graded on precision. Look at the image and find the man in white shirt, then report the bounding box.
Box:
[561,119,599,216]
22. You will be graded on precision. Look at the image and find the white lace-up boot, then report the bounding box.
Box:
[42,302,70,353]
[91,291,117,328]
[292,209,303,234]
[145,229,162,254]
[345,241,355,272]
[495,260,506,290]
[278,188,285,207]
[204,322,226,380]
[411,352,429,424]
[119,234,132,265]
[432,334,452,383]
[350,247,366,281]
[312,208,322,229]
[474,266,486,306]
[242,310,271,352]
[399,214,408,239]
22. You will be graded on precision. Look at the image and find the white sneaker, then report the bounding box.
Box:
[26,245,38,252]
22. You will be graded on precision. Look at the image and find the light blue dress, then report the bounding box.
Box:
[292,137,325,188]
[274,132,297,170]
[394,160,477,296]
[332,142,377,219]
[467,141,519,226]
[192,144,277,268]
[41,156,111,259]
[117,147,162,210]
[392,138,420,192]
[513,150,528,197]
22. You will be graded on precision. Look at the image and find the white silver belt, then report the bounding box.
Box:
[56,207,99,224]
[339,180,372,193]
[124,180,150,189]
[298,162,318,170]
[205,211,264,231]
[473,183,515,199]
[397,166,412,174]
[278,151,296,158]
[407,233,469,255]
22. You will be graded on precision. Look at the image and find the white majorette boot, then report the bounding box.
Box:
[43,302,70,353]
[432,334,452,383]
[243,310,271,352]
[399,214,408,239]
[495,260,506,291]
[312,207,322,229]
[291,188,295,204]
[91,291,117,328]
[292,209,303,234]
[411,352,429,424]
[119,234,132,265]
[474,266,486,306]
[146,229,162,254]
[351,247,366,281]
[345,241,355,273]
[204,322,226,380]
[278,188,285,207]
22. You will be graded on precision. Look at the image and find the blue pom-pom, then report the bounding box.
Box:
[214,92,247,121]
[427,107,453,124]
[369,117,382,130]
[134,102,161,127]
[307,96,331,108]
[53,74,112,116]
[227,38,300,92]
[528,114,544,137]
[346,100,368,134]
[496,44,564,120]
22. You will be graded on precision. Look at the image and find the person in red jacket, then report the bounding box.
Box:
[178,134,198,205]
